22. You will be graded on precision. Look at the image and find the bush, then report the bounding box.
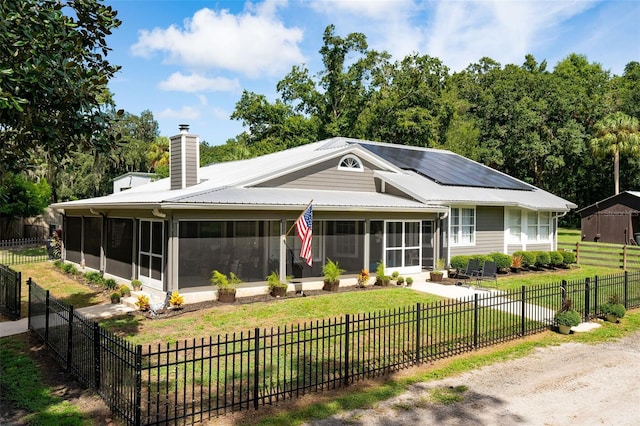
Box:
[450,255,471,270]
[104,278,118,290]
[391,270,400,279]
[600,295,626,318]
[83,271,104,285]
[396,276,405,285]
[534,251,551,267]
[554,309,581,327]
[135,294,150,311]
[548,251,564,266]
[169,292,184,308]
[560,250,576,264]
[60,262,78,275]
[405,277,414,285]
[513,251,536,268]
[119,285,131,297]
[488,252,511,270]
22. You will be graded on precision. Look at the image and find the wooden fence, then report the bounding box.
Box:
[558,242,640,270]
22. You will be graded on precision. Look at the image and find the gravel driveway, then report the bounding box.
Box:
[307,330,640,426]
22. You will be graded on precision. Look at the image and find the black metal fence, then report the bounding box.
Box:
[28,271,640,426]
[0,264,21,319]
[0,238,55,265]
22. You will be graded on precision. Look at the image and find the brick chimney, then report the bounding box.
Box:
[170,124,199,190]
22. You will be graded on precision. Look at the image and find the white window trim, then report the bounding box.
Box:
[450,207,476,247]
[337,154,364,172]
[507,209,552,245]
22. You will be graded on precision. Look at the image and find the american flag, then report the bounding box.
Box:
[295,204,313,266]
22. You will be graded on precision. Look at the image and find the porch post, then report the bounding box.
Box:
[279,219,287,282]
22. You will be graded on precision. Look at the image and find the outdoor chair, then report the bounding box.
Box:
[475,261,498,288]
[456,258,480,280]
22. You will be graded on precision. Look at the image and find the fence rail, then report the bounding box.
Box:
[0,264,21,319]
[558,241,640,270]
[26,270,640,426]
[0,238,55,265]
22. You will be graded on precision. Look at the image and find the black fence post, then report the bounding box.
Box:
[473,294,479,349]
[67,305,74,371]
[27,277,32,330]
[561,280,567,305]
[94,322,101,390]
[415,303,421,364]
[15,270,21,320]
[134,345,143,426]
[624,270,629,309]
[584,278,590,321]
[594,276,599,316]
[253,327,259,410]
[343,314,350,387]
[521,286,526,337]
[44,289,50,342]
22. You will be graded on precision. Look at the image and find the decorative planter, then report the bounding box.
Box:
[323,279,340,291]
[270,287,287,297]
[606,314,619,323]
[430,273,443,282]
[110,296,120,304]
[217,288,236,303]
[558,324,572,335]
[510,267,521,274]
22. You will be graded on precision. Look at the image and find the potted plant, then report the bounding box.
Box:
[266,271,288,297]
[211,270,241,303]
[110,292,121,304]
[119,284,131,297]
[510,255,523,273]
[131,279,142,291]
[554,299,581,334]
[396,276,405,286]
[356,269,370,288]
[374,262,390,286]
[405,277,414,287]
[600,295,626,323]
[169,292,185,310]
[429,258,445,282]
[322,258,344,291]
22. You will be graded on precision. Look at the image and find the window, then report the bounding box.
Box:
[528,211,551,242]
[337,155,363,172]
[451,208,475,245]
[508,209,522,243]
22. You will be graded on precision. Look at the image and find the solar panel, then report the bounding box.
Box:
[356,143,532,191]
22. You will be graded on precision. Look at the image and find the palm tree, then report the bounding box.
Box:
[590,112,640,194]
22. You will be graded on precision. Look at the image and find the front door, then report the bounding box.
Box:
[384,221,422,274]
[138,220,164,291]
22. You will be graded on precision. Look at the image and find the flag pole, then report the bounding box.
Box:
[284,199,313,238]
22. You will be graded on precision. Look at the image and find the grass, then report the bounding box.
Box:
[0,335,88,425]
[557,227,581,245]
[249,309,640,425]
[101,287,446,345]
[7,262,108,319]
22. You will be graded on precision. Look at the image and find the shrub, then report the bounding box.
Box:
[322,259,345,283]
[560,250,576,264]
[210,270,241,289]
[514,251,536,268]
[119,285,131,297]
[130,279,142,290]
[554,309,581,327]
[548,251,564,266]
[450,255,470,270]
[169,292,184,308]
[135,294,150,311]
[534,251,550,267]
[391,270,400,279]
[356,269,370,287]
[53,260,63,269]
[600,295,626,318]
[405,277,414,285]
[396,277,405,285]
[110,292,121,303]
[83,271,104,285]
[60,262,78,275]
[488,252,511,270]
[511,255,523,268]
[104,278,118,290]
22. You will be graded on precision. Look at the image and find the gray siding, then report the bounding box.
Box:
[256,158,378,192]
[451,206,504,256]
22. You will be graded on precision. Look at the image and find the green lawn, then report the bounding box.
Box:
[557,227,581,245]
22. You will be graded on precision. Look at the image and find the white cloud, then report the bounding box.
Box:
[424,0,597,71]
[158,72,240,92]
[131,1,305,78]
[156,106,201,120]
[212,107,229,120]
[197,94,208,106]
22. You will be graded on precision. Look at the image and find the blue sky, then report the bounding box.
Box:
[104,0,640,145]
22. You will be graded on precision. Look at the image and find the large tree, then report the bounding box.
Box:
[590,112,640,194]
[0,0,122,178]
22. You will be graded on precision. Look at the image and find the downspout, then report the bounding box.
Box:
[551,211,569,251]
[440,207,451,269]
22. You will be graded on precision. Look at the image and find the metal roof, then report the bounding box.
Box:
[51,137,576,213]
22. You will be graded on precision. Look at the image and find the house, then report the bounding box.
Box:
[51,126,576,299]
[112,172,156,193]
[577,191,640,245]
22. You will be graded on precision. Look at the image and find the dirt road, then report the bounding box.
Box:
[307,330,640,426]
